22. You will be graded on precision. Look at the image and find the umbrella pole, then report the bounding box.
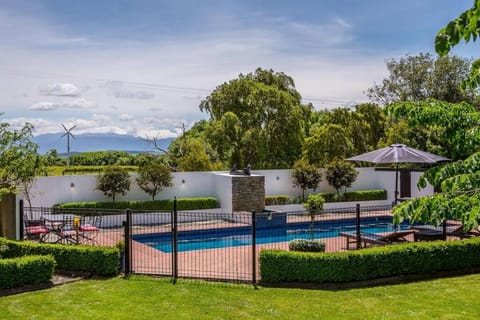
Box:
[394,163,399,205]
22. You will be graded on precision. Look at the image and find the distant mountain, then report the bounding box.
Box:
[32,133,174,154]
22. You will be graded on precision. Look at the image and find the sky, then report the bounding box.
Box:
[0,0,477,138]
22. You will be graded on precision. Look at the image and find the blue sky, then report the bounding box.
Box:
[0,0,476,138]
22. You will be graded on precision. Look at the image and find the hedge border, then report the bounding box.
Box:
[0,255,56,290]
[54,197,218,212]
[1,238,119,276]
[260,238,480,283]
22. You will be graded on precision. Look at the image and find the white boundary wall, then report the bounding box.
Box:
[23,168,433,211]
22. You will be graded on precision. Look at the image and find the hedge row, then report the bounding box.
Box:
[0,238,119,276]
[55,197,219,212]
[260,238,480,283]
[62,165,138,175]
[265,190,387,206]
[265,195,291,205]
[0,255,56,289]
[319,189,387,203]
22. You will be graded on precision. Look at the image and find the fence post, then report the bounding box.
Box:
[251,211,257,286]
[19,200,24,240]
[124,209,132,276]
[356,204,361,250]
[172,197,178,280]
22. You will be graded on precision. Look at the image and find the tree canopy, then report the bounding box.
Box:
[199,68,310,169]
[0,119,41,201]
[367,53,478,107]
[435,0,480,89]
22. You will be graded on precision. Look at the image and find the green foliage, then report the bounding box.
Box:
[136,156,172,200]
[1,238,119,276]
[0,255,56,289]
[0,118,41,201]
[291,159,322,201]
[200,68,309,169]
[70,151,138,166]
[325,160,358,194]
[96,166,131,202]
[260,238,480,283]
[367,53,477,105]
[319,189,387,202]
[436,1,480,89]
[55,197,219,212]
[385,99,480,161]
[302,124,354,166]
[265,195,292,206]
[288,239,325,252]
[303,193,325,213]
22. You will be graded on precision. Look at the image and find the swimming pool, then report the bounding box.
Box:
[133,216,411,253]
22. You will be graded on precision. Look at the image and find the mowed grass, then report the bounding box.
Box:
[2,274,480,320]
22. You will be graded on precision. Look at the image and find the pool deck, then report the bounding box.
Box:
[92,208,423,281]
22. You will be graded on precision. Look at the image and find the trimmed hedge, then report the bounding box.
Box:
[0,238,119,276]
[289,239,325,252]
[260,238,480,283]
[55,197,218,212]
[0,255,56,289]
[265,195,291,205]
[319,189,387,203]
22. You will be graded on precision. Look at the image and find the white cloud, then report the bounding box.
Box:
[119,113,134,121]
[29,98,96,111]
[39,83,80,97]
[105,81,155,100]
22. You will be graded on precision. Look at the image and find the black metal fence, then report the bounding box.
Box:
[21,202,395,283]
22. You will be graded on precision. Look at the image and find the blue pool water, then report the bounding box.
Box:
[134,216,411,253]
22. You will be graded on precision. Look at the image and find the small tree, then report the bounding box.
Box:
[136,157,172,200]
[291,159,322,202]
[96,166,131,202]
[302,193,325,239]
[325,160,358,195]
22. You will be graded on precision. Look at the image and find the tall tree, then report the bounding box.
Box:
[302,124,354,166]
[367,53,477,107]
[199,68,309,169]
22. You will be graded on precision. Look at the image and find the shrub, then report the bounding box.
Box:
[0,255,56,289]
[303,193,325,213]
[289,239,325,252]
[54,197,218,212]
[319,189,387,203]
[1,238,119,276]
[260,238,480,283]
[265,195,291,206]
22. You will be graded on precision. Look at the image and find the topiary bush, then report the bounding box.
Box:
[265,195,292,206]
[261,237,480,283]
[319,189,387,203]
[289,239,325,252]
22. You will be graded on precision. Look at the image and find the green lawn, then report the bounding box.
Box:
[1,274,480,319]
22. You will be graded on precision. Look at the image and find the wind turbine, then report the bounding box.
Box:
[61,124,77,166]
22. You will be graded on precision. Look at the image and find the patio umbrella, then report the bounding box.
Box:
[346,144,449,204]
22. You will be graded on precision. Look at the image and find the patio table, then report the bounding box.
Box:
[41,214,81,244]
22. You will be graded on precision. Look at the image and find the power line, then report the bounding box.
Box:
[0,67,363,105]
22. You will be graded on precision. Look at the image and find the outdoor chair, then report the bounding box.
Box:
[411,224,480,240]
[80,216,102,245]
[339,229,414,250]
[23,213,50,242]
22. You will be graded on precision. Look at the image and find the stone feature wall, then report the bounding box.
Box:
[231,175,265,213]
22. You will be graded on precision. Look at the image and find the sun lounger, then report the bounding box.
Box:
[339,229,414,249]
